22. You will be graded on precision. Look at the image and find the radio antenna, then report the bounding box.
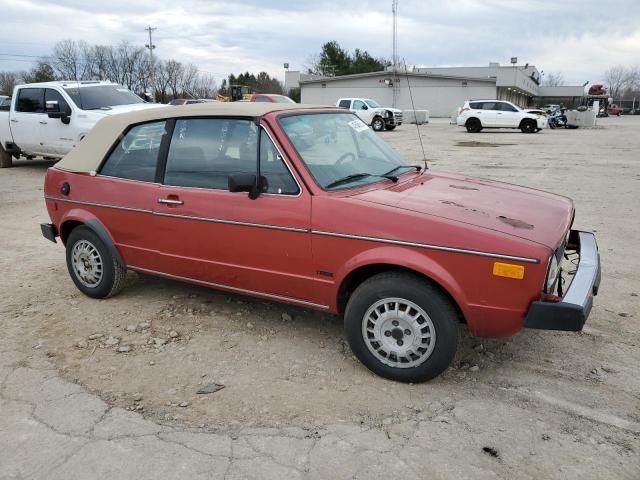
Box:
[402,59,428,170]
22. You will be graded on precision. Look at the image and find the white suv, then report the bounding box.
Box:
[337,98,403,131]
[456,100,545,134]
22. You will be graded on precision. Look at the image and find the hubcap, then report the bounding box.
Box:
[71,240,103,288]
[362,297,436,369]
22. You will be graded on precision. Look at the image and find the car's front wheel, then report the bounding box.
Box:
[66,226,127,299]
[344,272,458,383]
[520,119,536,133]
[371,117,385,132]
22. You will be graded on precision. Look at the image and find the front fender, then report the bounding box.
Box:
[59,209,124,266]
[334,245,471,319]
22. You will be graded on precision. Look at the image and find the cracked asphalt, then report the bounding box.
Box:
[1,117,639,479]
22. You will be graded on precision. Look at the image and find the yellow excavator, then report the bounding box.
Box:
[216,85,251,102]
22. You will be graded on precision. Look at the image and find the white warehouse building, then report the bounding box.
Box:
[299,64,582,117]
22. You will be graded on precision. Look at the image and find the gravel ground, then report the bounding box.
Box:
[1,116,638,478]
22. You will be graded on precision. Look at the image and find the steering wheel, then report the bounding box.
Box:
[335,152,356,165]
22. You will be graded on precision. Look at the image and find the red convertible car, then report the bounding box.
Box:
[41,103,601,382]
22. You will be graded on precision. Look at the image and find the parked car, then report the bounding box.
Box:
[0,81,163,168]
[0,95,10,110]
[608,104,623,116]
[337,98,403,131]
[169,98,217,105]
[457,100,546,133]
[41,103,600,383]
[249,94,296,103]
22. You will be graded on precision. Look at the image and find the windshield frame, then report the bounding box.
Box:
[276,110,413,193]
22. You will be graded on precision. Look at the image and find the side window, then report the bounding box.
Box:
[260,130,299,195]
[100,121,167,182]
[164,118,257,189]
[469,102,482,110]
[254,96,270,103]
[353,100,366,110]
[16,88,44,113]
[498,102,518,112]
[44,89,71,115]
[338,99,351,109]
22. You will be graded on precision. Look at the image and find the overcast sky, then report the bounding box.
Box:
[1,0,639,85]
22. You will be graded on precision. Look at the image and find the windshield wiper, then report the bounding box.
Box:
[325,171,401,189]
[382,165,422,177]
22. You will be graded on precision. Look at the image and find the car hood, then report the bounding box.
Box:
[350,171,573,249]
[376,107,402,114]
[90,103,165,116]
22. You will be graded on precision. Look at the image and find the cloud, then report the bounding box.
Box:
[0,0,638,85]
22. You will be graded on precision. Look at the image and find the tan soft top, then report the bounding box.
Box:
[56,102,333,173]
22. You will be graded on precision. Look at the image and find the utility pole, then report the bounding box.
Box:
[145,25,157,102]
[392,0,400,108]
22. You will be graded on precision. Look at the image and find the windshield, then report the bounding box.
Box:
[271,95,295,103]
[280,112,410,190]
[365,99,381,108]
[63,84,144,110]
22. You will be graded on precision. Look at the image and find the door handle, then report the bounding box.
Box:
[157,198,184,205]
[40,121,48,124]
[10,119,18,123]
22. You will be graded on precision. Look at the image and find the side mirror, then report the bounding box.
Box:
[46,100,71,124]
[228,174,269,199]
[361,105,368,110]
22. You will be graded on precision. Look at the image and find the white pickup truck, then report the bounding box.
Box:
[0,81,162,167]
[336,98,403,131]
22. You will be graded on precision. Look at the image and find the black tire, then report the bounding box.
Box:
[465,118,482,133]
[520,119,536,133]
[384,125,396,131]
[0,145,13,168]
[371,117,385,132]
[65,226,126,299]
[344,272,459,383]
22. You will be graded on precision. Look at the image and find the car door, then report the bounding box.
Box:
[9,87,47,155]
[41,88,74,155]
[152,117,318,305]
[495,102,520,127]
[352,100,373,124]
[89,120,167,270]
[477,101,497,126]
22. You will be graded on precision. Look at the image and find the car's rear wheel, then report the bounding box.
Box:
[344,272,458,383]
[66,226,126,299]
[465,118,482,133]
[0,145,13,168]
[371,117,385,132]
[520,119,536,133]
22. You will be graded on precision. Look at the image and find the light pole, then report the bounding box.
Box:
[145,25,157,102]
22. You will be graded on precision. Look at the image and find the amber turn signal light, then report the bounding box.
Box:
[493,262,525,280]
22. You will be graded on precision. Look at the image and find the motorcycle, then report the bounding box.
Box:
[548,109,568,129]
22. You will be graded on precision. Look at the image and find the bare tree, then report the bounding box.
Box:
[604,65,633,100]
[542,71,565,87]
[192,73,217,99]
[0,72,18,95]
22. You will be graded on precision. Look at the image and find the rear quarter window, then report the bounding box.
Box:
[100,121,168,182]
[469,102,483,110]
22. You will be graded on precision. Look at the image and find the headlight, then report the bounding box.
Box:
[545,254,560,293]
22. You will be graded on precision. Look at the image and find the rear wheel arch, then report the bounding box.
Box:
[336,263,466,324]
[60,218,124,266]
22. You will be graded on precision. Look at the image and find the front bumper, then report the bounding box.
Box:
[524,230,601,331]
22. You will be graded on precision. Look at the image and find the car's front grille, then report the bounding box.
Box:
[394,112,403,123]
